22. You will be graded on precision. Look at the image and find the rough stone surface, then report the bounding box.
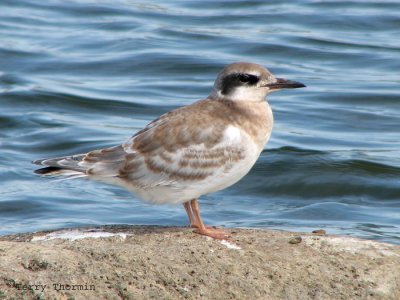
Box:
[0,226,399,300]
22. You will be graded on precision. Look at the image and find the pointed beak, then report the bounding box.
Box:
[262,78,306,89]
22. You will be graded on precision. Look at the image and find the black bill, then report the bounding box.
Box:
[263,78,306,89]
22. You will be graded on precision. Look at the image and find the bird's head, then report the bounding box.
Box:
[210,62,305,102]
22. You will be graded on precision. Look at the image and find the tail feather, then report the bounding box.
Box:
[33,153,88,177]
[34,166,63,175]
[33,154,87,171]
[33,145,126,178]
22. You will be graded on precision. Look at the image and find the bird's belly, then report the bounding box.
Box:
[198,150,260,194]
[119,142,262,205]
[110,122,271,205]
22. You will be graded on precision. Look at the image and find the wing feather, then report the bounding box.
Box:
[116,103,248,189]
[34,100,250,191]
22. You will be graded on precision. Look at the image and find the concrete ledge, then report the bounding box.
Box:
[0,225,399,299]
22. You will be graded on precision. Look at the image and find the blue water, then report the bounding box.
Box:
[1,0,399,244]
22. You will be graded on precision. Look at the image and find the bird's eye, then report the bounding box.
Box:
[237,73,259,85]
[238,74,250,82]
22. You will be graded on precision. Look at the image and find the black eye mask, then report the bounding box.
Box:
[237,73,259,85]
[221,73,260,95]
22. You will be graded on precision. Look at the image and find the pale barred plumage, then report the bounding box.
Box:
[35,99,272,204]
[34,62,305,239]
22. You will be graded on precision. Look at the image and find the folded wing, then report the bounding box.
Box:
[33,101,248,189]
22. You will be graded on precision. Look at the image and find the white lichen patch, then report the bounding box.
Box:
[303,236,399,257]
[220,240,241,250]
[31,229,129,242]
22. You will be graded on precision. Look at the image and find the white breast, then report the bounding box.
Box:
[117,125,264,205]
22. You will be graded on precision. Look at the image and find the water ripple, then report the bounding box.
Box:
[0,0,399,243]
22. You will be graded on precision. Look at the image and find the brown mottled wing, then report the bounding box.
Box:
[117,101,246,188]
[35,100,247,185]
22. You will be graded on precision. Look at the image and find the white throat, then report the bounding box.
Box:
[211,86,271,102]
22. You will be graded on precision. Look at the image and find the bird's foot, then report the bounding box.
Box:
[194,227,231,240]
[190,224,216,230]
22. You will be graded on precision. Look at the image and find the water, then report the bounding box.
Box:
[1,0,399,244]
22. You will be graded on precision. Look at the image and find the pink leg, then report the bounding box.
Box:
[189,199,230,240]
[183,201,197,227]
[183,200,214,229]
